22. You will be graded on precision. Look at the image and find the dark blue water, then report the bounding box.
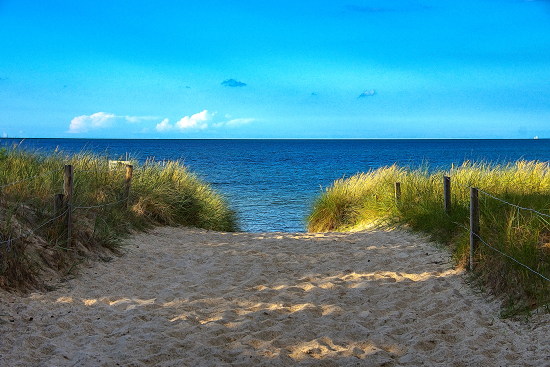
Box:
[3,138,550,232]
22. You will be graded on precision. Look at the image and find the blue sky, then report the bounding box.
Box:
[1,0,549,138]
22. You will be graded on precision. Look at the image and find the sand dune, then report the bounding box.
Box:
[1,227,548,366]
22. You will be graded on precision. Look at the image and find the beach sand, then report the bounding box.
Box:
[1,227,548,366]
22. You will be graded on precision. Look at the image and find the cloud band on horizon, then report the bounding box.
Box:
[68,113,160,133]
[69,110,255,135]
[156,111,255,132]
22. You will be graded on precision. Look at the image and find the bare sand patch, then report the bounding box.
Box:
[1,227,548,366]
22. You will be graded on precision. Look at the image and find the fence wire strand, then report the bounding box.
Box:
[470,230,550,282]
[0,209,69,247]
[450,180,474,190]
[73,197,128,210]
[477,189,550,220]
[448,180,550,219]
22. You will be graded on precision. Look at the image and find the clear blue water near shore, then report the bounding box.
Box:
[2,138,549,232]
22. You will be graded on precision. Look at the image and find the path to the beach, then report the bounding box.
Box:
[1,227,548,366]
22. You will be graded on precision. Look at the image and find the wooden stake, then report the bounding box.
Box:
[124,164,133,208]
[470,187,480,271]
[394,182,401,204]
[54,193,64,215]
[54,193,64,235]
[443,176,451,214]
[63,165,73,246]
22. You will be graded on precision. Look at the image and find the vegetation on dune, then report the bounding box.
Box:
[308,161,550,316]
[0,146,237,290]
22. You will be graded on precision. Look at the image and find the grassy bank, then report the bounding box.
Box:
[0,147,237,290]
[308,161,550,316]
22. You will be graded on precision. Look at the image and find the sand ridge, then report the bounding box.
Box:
[1,227,548,366]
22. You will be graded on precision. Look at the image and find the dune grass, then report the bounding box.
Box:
[308,161,550,316]
[0,146,237,290]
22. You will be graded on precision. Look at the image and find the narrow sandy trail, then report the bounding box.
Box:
[1,227,548,367]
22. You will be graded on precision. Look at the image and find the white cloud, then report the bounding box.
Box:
[68,112,116,133]
[213,118,255,128]
[175,110,212,130]
[155,118,173,132]
[155,111,214,132]
[125,115,159,123]
[71,110,252,135]
[69,112,161,133]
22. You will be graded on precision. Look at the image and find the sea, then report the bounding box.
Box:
[2,138,549,232]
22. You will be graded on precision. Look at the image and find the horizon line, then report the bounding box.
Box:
[0,137,546,141]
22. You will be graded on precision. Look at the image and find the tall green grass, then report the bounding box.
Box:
[0,147,237,290]
[308,161,550,315]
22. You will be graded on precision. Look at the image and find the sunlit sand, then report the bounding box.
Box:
[1,227,548,366]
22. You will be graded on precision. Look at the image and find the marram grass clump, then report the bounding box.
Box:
[308,161,550,316]
[0,147,237,290]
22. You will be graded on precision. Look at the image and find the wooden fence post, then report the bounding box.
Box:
[54,193,64,234]
[469,187,480,271]
[54,193,64,215]
[63,165,73,246]
[394,182,401,204]
[124,164,133,208]
[443,176,451,214]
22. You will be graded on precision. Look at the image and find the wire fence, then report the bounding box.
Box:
[478,188,550,220]
[475,189,550,282]
[454,221,550,282]
[0,162,134,249]
[72,198,129,211]
[471,229,550,282]
[0,209,68,248]
[395,176,550,283]
[2,163,549,287]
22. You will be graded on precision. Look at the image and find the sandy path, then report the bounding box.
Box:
[0,227,548,366]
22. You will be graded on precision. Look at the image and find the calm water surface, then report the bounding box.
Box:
[3,139,549,232]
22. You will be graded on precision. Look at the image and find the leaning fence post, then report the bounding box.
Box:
[469,187,480,271]
[443,176,451,214]
[394,182,401,204]
[63,165,74,246]
[124,164,133,208]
